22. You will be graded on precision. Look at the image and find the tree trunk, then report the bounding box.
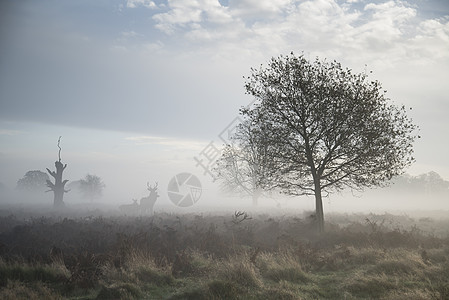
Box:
[54,161,65,207]
[252,188,262,206]
[53,186,65,208]
[314,182,325,233]
[47,161,68,208]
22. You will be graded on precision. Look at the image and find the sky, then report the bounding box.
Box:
[0,0,448,211]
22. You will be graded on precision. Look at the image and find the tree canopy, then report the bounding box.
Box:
[214,119,272,206]
[239,53,419,232]
[16,170,50,192]
[74,174,105,201]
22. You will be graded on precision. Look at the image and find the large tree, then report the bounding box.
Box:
[241,53,419,232]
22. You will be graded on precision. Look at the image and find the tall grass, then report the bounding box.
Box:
[216,253,263,289]
[0,280,61,300]
[257,250,308,284]
[0,211,448,299]
[0,258,69,288]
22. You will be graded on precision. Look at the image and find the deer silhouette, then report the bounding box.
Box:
[119,199,139,215]
[140,182,159,215]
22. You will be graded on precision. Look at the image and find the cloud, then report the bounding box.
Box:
[127,0,157,9]
[228,0,292,18]
[125,136,206,151]
[120,31,143,38]
[0,129,24,136]
[152,0,231,34]
[147,0,449,69]
[410,18,449,60]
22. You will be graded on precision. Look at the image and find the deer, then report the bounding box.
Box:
[140,182,159,215]
[119,199,139,215]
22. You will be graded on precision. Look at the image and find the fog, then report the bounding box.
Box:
[0,121,448,216]
[1,0,449,216]
[2,3,449,299]
[1,152,448,217]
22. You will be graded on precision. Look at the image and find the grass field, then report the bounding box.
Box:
[0,206,448,299]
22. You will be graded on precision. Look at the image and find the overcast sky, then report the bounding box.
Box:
[0,0,448,209]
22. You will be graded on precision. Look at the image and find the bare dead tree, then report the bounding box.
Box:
[46,136,69,208]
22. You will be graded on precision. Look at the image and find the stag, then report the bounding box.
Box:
[140,182,159,215]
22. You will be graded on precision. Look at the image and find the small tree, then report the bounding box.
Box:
[214,119,272,206]
[414,171,449,195]
[77,174,105,202]
[381,171,449,196]
[242,53,419,232]
[46,137,69,208]
[17,170,50,192]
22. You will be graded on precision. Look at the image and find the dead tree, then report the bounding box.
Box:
[140,182,159,215]
[46,136,69,208]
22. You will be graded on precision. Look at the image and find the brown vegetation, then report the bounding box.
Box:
[0,208,448,299]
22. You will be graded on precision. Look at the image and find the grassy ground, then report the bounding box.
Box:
[0,209,448,299]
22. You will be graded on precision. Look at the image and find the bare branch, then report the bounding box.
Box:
[46,168,56,178]
[46,180,55,190]
[57,136,62,162]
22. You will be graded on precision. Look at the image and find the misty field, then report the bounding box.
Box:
[0,206,448,299]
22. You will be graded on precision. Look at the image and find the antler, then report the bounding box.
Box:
[147,181,158,191]
[232,211,252,224]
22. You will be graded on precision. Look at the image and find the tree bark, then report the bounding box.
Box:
[314,181,325,233]
[46,161,68,208]
[252,188,262,206]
